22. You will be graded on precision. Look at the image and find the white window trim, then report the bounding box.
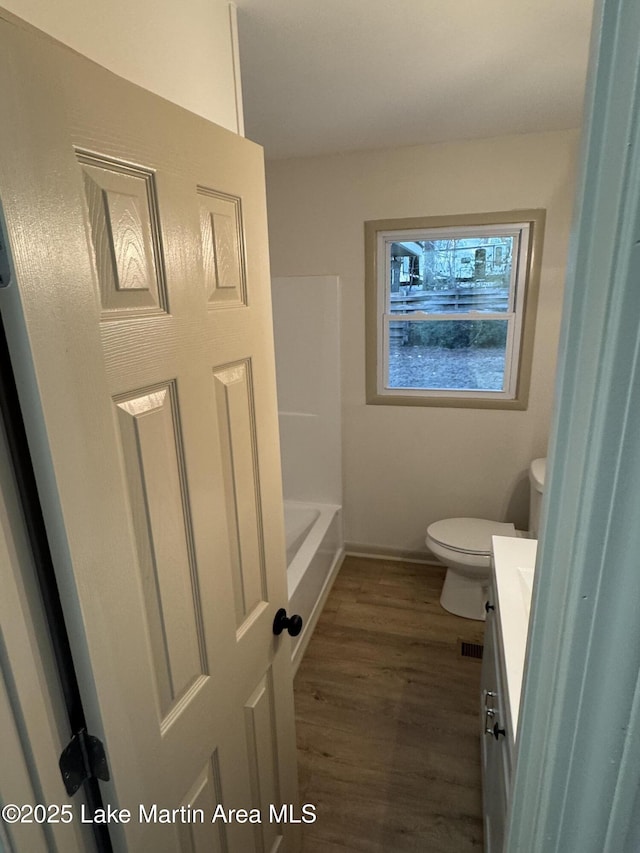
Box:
[364,210,545,410]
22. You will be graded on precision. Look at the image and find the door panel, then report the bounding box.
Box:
[213,359,267,628]
[198,187,247,306]
[245,671,284,853]
[177,754,227,853]
[78,152,168,317]
[0,12,299,853]
[115,383,208,720]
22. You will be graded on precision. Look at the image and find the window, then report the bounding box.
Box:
[364,210,545,409]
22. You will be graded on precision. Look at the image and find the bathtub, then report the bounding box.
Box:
[284,500,344,672]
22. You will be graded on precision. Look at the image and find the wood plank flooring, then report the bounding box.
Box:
[293,555,485,853]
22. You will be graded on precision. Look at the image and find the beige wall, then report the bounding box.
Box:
[1,0,242,133]
[266,129,581,554]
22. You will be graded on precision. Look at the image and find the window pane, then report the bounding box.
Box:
[389,236,514,315]
[388,320,508,391]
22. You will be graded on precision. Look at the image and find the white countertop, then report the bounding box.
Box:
[491,535,538,737]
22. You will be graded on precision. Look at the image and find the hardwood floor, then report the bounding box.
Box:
[293,555,485,852]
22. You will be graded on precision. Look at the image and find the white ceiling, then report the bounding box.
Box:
[236,0,594,160]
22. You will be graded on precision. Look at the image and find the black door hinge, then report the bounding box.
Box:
[59,729,110,796]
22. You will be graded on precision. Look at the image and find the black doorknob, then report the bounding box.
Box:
[273,608,303,637]
[485,601,495,613]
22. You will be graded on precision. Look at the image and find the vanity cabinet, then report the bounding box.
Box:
[480,579,513,853]
[481,536,537,853]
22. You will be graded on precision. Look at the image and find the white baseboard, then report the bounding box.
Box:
[344,541,442,566]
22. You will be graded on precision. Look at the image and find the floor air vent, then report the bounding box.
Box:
[459,640,484,660]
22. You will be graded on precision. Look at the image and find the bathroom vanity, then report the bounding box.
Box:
[480,536,538,853]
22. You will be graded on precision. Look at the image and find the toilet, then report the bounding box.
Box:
[426,458,546,620]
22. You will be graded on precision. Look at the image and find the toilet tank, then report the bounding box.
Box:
[529,458,547,537]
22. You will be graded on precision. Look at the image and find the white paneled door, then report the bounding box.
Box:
[0,12,299,853]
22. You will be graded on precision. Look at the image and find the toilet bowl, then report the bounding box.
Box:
[427,518,517,620]
[426,459,546,620]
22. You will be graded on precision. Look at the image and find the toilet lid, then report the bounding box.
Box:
[427,518,516,555]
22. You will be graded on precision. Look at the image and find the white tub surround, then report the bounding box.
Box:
[284,501,343,673]
[272,276,344,668]
[272,276,342,506]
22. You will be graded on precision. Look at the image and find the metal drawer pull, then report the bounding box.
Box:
[484,690,497,704]
[484,706,496,734]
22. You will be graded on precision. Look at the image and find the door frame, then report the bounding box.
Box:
[507,0,640,849]
[0,317,112,851]
[0,321,106,853]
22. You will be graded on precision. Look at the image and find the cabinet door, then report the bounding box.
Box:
[480,585,508,853]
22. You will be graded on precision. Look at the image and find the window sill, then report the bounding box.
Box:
[365,389,529,410]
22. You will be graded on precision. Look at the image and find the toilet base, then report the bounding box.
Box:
[440,568,488,621]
